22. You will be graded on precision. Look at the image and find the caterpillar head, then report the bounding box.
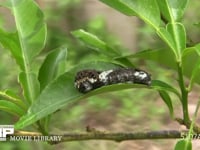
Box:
[74,70,101,93]
[133,69,151,85]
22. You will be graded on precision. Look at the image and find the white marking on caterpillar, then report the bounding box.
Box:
[134,71,148,79]
[99,70,113,83]
[88,78,97,83]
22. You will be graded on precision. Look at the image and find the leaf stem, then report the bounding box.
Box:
[177,62,189,122]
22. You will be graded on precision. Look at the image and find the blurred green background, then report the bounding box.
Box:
[0,0,200,149]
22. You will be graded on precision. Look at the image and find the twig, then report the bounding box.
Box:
[8,129,190,144]
[59,130,184,142]
[14,130,42,136]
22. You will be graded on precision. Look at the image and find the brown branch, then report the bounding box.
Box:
[8,129,189,144]
[10,118,200,144]
[58,130,184,143]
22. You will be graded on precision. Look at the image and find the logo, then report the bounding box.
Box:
[0,125,14,141]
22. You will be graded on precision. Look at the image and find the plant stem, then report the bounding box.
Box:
[37,121,49,136]
[177,62,189,122]
[175,118,200,133]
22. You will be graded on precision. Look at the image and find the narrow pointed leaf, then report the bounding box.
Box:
[72,29,120,57]
[169,0,188,21]
[195,43,200,55]
[19,72,40,103]
[11,0,47,64]
[189,44,200,87]
[115,48,177,69]
[151,80,180,98]
[167,0,188,22]
[182,46,200,85]
[101,0,162,25]
[10,0,46,103]
[0,0,46,70]
[159,90,174,118]
[118,0,160,28]
[157,0,188,22]
[4,90,27,110]
[188,59,200,90]
[167,23,186,56]
[0,100,25,117]
[157,0,173,22]
[38,46,67,91]
[100,0,136,16]
[156,27,177,58]
[0,29,24,70]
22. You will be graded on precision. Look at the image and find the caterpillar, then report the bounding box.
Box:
[74,68,151,93]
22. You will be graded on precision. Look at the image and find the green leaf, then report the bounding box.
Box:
[182,46,200,86]
[118,0,160,29]
[159,90,174,118]
[0,100,25,117]
[195,43,200,55]
[188,44,200,88]
[72,29,133,66]
[0,29,24,70]
[174,140,192,150]
[38,46,67,91]
[188,59,200,90]
[156,0,173,22]
[167,23,186,57]
[0,0,47,71]
[156,22,186,61]
[182,47,197,58]
[4,90,27,110]
[115,49,177,69]
[15,61,150,129]
[151,80,180,99]
[114,57,135,68]
[10,0,46,103]
[156,27,177,58]
[11,0,47,64]
[72,29,120,57]
[100,0,136,16]
[157,0,188,22]
[169,0,188,21]
[18,72,40,103]
[169,0,188,22]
